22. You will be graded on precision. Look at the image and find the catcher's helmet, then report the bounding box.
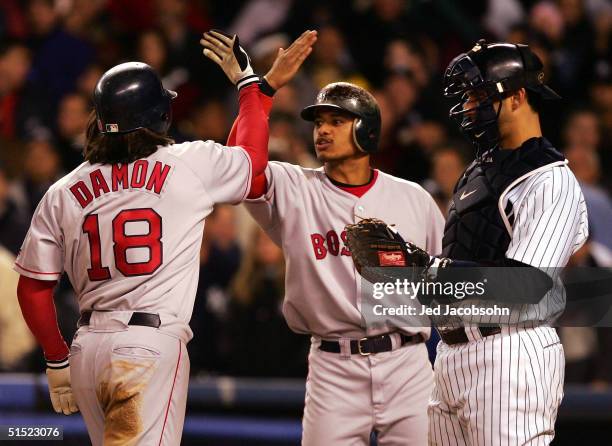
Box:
[94,62,177,135]
[443,40,560,155]
[301,82,381,153]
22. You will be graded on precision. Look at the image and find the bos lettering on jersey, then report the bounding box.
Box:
[69,160,171,208]
[310,229,351,259]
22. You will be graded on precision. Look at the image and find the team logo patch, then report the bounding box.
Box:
[106,123,119,133]
[378,251,406,266]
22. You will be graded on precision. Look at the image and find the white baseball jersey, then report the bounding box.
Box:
[244,162,445,339]
[429,162,588,446]
[15,140,252,342]
[434,162,589,328]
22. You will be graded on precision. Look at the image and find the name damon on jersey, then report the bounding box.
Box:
[69,160,172,208]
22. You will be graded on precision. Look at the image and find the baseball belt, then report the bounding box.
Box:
[438,326,501,345]
[319,333,424,356]
[77,311,161,328]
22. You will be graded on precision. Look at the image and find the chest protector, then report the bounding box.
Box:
[442,137,565,261]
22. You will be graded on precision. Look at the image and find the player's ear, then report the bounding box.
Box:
[511,89,526,112]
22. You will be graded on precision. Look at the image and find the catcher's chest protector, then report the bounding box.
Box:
[442,137,565,261]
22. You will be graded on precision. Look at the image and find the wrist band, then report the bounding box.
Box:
[236,74,260,91]
[46,358,69,369]
[258,78,277,97]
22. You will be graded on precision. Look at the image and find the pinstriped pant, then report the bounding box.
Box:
[428,326,564,446]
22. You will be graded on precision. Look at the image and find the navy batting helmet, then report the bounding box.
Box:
[443,40,560,155]
[301,82,381,153]
[94,62,177,135]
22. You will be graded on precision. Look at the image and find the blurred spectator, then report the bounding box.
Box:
[373,70,440,182]
[309,24,363,89]
[75,64,103,98]
[268,111,318,166]
[423,145,469,216]
[565,145,612,251]
[0,0,29,39]
[560,241,602,384]
[563,108,601,152]
[62,0,107,39]
[230,0,294,46]
[55,92,89,170]
[189,205,242,374]
[182,99,230,142]
[483,0,525,39]
[349,0,425,85]
[225,226,309,377]
[560,238,612,388]
[0,245,36,371]
[11,139,62,216]
[0,162,29,254]
[26,0,94,117]
[136,28,196,123]
[0,41,32,139]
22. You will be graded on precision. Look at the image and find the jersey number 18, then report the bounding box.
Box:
[82,208,163,280]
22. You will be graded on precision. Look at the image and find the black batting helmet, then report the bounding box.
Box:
[443,40,560,155]
[94,62,177,135]
[301,82,381,153]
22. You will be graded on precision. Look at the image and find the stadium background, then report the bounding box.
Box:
[0,0,610,444]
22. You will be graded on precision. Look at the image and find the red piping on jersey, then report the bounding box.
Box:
[14,261,61,276]
[332,170,379,198]
[158,339,182,446]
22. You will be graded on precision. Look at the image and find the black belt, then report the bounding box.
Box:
[78,311,161,328]
[319,333,424,356]
[438,326,501,345]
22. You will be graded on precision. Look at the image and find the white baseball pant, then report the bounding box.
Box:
[428,326,564,446]
[69,312,190,446]
[302,336,433,445]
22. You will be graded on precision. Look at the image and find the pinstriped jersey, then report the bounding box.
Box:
[436,162,588,327]
[15,141,252,340]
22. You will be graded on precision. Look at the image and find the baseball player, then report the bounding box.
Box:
[348,40,589,445]
[13,30,300,445]
[207,36,445,441]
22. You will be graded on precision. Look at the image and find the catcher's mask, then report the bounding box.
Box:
[301,82,381,154]
[443,40,560,157]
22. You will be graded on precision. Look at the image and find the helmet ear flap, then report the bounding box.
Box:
[352,117,378,153]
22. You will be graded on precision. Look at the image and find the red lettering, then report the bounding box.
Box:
[311,233,327,260]
[340,230,351,256]
[111,164,129,191]
[326,230,339,256]
[70,181,93,208]
[145,161,171,194]
[131,160,148,188]
[89,169,110,198]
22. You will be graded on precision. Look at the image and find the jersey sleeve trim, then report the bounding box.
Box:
[498,160,567,236]
[14,262,62,281]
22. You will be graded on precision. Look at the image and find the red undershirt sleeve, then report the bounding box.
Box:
[228,86,273,199]
[234,84,270,178]
[17,275,69,362]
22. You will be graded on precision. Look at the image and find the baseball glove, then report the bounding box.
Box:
[344,218,432,284]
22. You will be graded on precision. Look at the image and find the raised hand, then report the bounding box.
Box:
[264,30,318,91]
[200,29,259,89]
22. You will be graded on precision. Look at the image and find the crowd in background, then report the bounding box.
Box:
[0,0,610,386]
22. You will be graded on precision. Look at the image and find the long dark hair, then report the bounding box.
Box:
[84,111,174,164]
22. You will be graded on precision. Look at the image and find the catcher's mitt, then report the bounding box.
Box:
[344,218,432,284]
